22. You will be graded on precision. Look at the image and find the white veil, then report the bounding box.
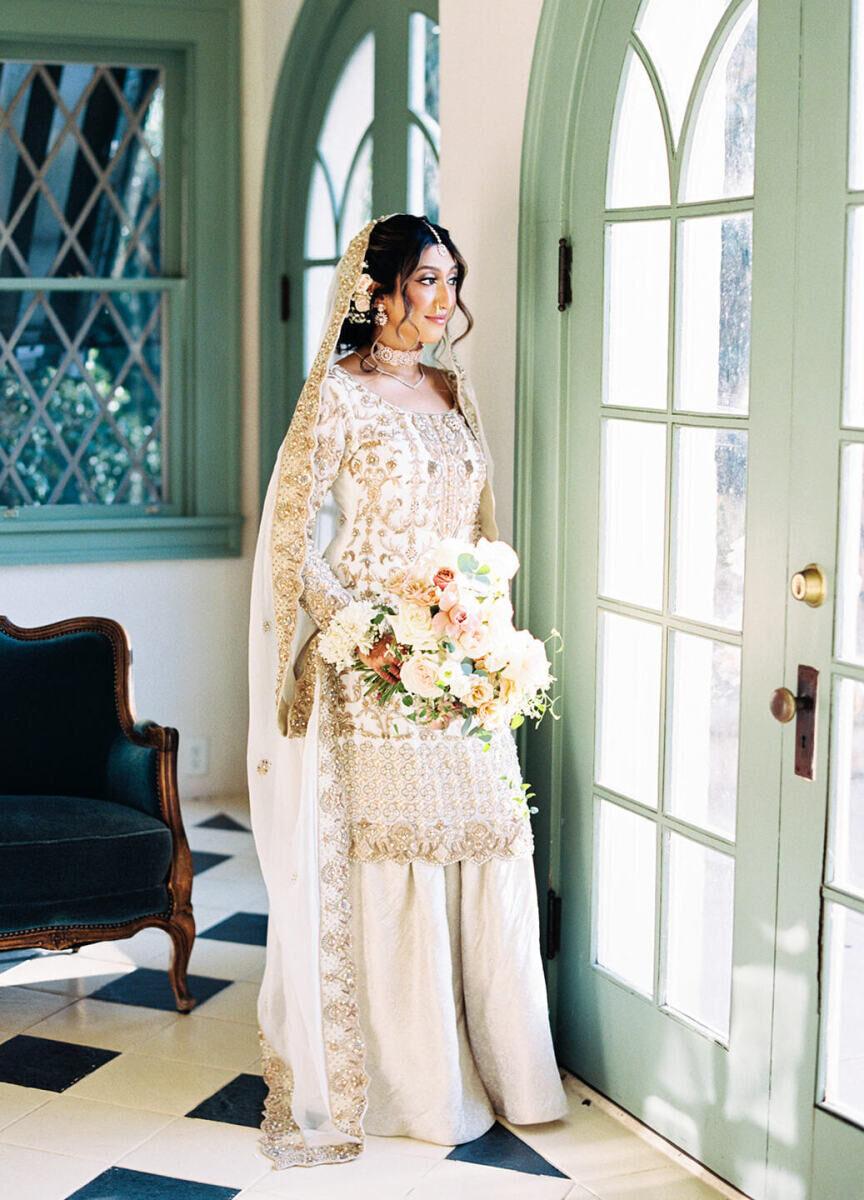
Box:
[246,217,499,1168]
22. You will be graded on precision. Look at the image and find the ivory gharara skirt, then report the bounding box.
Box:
[349,855,568,1145]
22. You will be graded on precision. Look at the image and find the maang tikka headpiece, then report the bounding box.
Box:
[423,217,448,257]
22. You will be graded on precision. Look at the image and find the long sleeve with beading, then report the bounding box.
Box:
[299,377,355,634]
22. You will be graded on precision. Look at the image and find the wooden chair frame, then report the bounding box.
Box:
[0,614,196,1012]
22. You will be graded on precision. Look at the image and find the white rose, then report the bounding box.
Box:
[476,537,520,582]
[389,600,439,651]
[502,630,552,693]
[479,596,515,670]
[400,654,441,699]
[437,657,473,699]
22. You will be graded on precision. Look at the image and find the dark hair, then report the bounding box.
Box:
[336,213,473,356]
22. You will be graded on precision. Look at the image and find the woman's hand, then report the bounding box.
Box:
[357,634,401,683]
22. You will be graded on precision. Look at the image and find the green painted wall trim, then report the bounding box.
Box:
[0,0,243,566]
[515,0,599,1003]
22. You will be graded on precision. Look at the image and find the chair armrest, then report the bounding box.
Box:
[104,729,163,821]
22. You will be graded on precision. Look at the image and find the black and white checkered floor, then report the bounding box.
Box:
[0,797,739,1200]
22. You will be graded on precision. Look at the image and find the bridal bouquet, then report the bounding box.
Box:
[318,537,556,743]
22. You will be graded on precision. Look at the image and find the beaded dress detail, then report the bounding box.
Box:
[300,364,533,868]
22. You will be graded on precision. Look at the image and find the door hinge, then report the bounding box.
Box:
[280,274,291,322]
[546,887,562,960]
[557,238,572,312]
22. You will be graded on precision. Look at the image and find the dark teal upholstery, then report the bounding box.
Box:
[0,627,161,819]
[0,796,172,905]
[0,888,171,936]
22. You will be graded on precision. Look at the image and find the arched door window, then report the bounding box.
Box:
[260,0,439,492]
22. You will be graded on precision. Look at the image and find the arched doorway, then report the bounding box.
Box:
[259,0,438,498]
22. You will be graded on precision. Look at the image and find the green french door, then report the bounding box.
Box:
[544,0,864,1195]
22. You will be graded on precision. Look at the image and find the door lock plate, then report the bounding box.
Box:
[794,664,818,781]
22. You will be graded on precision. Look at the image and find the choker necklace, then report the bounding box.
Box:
[371,342,423,367]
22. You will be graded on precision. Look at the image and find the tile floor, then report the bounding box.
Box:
[0,795,749,1200]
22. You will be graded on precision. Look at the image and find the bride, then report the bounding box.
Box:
[247,213,566,1168]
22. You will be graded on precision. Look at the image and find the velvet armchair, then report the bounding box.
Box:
[0,614,195,1011]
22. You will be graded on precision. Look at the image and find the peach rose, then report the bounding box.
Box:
[465,676,494,709]
[402,577,439,605]
[458,622,492,658]
[438,581,462,611]
[448,604,472,627]
[434,567,456,589]
[399,654,441,699]
[386,566,409,595]
[477,698,509,730]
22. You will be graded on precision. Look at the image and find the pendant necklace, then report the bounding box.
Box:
[373,362,425,390]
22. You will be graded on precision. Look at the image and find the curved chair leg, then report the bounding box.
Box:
[167,910,196,1012]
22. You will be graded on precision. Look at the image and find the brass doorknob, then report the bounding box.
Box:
[770,687,798,723]
[790,563,827,607]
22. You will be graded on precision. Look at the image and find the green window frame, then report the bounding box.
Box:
[0,0,241,565]
[259,0,438,501]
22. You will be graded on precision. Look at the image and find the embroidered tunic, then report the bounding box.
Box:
[299,363,532,867]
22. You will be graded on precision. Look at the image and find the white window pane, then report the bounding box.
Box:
[409,12,440,131]
[844,209,864,426]
[666,631,741,839]
[822,903,864,1123]
[607,47,670,209]
[671,427,748,630]
[837,444,864,665]
[339,135,372,253]
[828,678,864,898]
[318,33,374,210]
[851,0,864,188]
[599,418,666,609]
[596,611,662,808]
[597,799,657,995]
[665,832,735,1038]
[303,266,335,376]
[408,123,439,222]
[305,161,337,260]
[604,220,670,410]
[635,0,731,147]
[676,213,752,414]
[680,1,757,202]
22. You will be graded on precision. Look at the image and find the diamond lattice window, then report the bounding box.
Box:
[0,62,166,507]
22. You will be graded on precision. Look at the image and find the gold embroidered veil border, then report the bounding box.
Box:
[271,219,377,736]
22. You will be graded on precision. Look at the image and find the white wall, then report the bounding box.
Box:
[0,0,542,800]
[439,0,545,543]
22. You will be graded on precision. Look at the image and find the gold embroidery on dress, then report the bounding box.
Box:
[340,728,533,865]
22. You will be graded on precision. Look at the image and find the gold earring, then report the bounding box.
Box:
[374,303,387,327]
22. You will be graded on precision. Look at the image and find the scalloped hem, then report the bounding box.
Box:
[259,1137,364,1168]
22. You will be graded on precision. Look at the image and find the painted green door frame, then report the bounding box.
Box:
[518,1,864,1196]
[258,0,436,502]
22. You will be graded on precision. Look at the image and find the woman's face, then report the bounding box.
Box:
[379,244,459,347]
